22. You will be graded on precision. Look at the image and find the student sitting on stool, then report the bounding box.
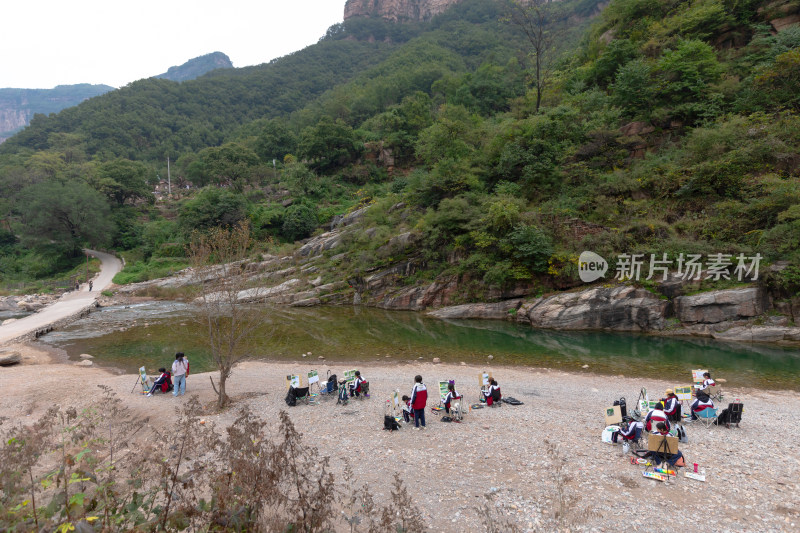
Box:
[349,371,365,397]
[691,393,714,420]
[443,382,460,414]
[613,420,644,443]
[646,422,685,468]
[401,395,414,423]
[645,402,670,432]
[662,389,680,423]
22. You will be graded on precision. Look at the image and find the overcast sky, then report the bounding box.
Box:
[1,0,345,89]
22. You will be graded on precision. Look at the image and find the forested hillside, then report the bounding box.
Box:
[0,0,798,301]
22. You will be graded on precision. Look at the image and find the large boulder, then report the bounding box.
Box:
[674,287,769,324]
[522,285,668,332]
[0,351,22,366]
[428,299,523,320]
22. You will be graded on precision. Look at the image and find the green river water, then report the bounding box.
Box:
[39,301,800,390]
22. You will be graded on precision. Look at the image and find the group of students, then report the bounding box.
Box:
[612,372,718,467]
[397,376,501,429]
[145,352,190,397]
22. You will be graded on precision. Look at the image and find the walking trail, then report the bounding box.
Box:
[0,249,122,345]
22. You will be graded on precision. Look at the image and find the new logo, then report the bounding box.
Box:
[578,251,608,283]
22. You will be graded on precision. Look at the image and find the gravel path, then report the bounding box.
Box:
[1,344,798,532]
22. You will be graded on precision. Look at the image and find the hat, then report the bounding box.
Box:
[665,388,674,395]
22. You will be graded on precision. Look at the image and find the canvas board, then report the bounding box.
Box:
[604,405,622,425]
[647,434,679,455]
[675,386,693,401]
[286,374,301,389]
[438,381,450,401]
[307,370,319,385]
[692,369,708,384]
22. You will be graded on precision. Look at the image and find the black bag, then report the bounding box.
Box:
[285,388,297,407]
[327,374,337,394]
[614,397,627,418]
[384,414,400,430]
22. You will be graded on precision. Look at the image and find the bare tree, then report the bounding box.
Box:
[188,221,272,409]
[507,0,562,113]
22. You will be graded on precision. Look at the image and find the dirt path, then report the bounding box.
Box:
[0,249,122,345]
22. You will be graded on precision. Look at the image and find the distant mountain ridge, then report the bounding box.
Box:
[0,52,234,144]
[344,0,465,21]
[154,52,234,82]
[0,84,114,143]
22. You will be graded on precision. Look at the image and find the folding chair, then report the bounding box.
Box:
[695,407,718,428]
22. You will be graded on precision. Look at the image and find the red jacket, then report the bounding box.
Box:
[410,383,427,409]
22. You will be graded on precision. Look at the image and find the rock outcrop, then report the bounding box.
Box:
[521,286,668,332]
[673,287,769,324]
[344,0,464,21]
[428,299,523,320]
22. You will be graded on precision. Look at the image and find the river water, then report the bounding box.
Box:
[38,301,800,390]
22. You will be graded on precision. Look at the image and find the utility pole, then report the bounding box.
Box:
[273,159,277,181]
[167,156,172,196]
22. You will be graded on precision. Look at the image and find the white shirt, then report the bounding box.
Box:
[172,358,189,377]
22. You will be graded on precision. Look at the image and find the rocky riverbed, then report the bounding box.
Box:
[1,346,798,531]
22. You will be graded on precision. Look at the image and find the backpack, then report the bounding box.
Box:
[285,388,297,407]
[327,374,337,394]
[384,415,400,430]
[337,383,349,405]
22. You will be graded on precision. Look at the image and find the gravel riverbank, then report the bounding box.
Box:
[1,343,798,531]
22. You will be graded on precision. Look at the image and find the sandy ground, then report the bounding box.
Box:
[1,342,800,532]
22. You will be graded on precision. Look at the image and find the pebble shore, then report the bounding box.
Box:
[2,349,798,531]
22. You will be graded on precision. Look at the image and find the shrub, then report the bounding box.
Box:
[281,203,319,242]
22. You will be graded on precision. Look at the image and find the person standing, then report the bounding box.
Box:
[172,352,189,397]
[410,375,427,429]
[89,280,93,292]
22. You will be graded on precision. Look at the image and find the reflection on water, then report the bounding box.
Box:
[39,301,800,390]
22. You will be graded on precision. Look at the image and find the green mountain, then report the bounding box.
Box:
[154,52,234,82]
[0,84,113,143]
[0,0,798,301]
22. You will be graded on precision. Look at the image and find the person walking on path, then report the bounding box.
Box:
[172,352,189,396]
[410,375,428,429]
[89,280,93,292]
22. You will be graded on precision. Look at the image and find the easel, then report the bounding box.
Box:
[131,366,150,394]
[645,433,679,482]
[633,388,648,420]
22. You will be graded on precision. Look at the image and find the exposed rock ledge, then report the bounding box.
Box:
[427,285,800,345]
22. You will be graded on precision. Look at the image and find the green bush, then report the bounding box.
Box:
[281,204,319,242]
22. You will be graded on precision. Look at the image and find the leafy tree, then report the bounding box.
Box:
[20,180,113,250]
[415,104,480,165]
[189,143,260,189]
[509,224,553,273]
[253,119,299,163]
[611,58,654,113]
[298,117,362,173]
[94,158,153,206]
[178,187,248,233]
[586,39,640,88]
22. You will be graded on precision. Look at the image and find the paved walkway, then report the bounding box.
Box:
[0,249,122,345]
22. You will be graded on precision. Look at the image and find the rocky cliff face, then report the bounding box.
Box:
[0,84,113,143]
[344,0,465,21]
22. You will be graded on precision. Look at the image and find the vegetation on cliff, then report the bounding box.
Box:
[0,0,798,299]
